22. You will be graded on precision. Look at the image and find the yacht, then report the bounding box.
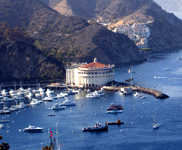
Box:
[82,123,108,132]
[45,89,54,96]
[86,93,99,99]
[51,103,66,110]
[26,92,34,99]
[17,102,28,109]
[2,97,13,102]
[43,96,54,102]
[23,125,43,132]
[119,87,133,95]
[1,89,8,96]
[30,99,42,106]
[60,98,76,106]
[106,108,123,114]
[56,93,65,99]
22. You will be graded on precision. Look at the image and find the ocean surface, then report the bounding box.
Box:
[2,50,182,150]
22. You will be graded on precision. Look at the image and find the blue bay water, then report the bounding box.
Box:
[2,50,182,150]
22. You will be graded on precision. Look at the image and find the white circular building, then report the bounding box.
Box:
[66,58,115,87]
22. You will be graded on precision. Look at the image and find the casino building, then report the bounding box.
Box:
[66,58,115,87]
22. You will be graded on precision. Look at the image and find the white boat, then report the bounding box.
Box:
[2,97,13,102]
[45,89,54,96]
[10,105,19,112]
[51,103,66,110]
[26,92,34,99]
[38,87,45,93]
[0,124,5,129]
[16,90,24,97]
[153,113,160,130]
[43,96,54,102]
[0,112,9,123]
[12,95,22,101]
[119,87,133,95]
[163,68,170,71]
[86,93,99,99]
[1,89,8,96]
[106,109,123,114]
[56,93,65,99]
[133,92,146,99]
[23,125,43,132]
[60,98,76,106]
[66,89,74,95]
[9,89,16,96]
[30,98,42,106]
[61,92,68,97]
[17,102,28,109]
[72,89,79,94]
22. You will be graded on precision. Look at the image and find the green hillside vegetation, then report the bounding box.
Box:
[0,23,65,82]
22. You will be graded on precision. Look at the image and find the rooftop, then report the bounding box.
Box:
[79,62,109,69]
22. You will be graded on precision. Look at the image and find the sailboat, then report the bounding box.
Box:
[153,113,160,129]
[0,113,9,123]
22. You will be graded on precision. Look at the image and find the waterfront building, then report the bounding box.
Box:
[66,58,115,87]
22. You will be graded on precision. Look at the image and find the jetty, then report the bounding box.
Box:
[102,85,169,99]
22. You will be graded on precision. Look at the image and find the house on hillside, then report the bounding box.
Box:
[66,58,115,88]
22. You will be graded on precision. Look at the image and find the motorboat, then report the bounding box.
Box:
[133,92,146,99]
[42,96,54,102]
[0,124,5,129]
[86,93,99,99]
[23,125,43,132]
[60,98,76,106]
[45,89,54,96]
[66,89,74,95]
[163,68,170,71]
[17,102,28,109]
[82,123,108,132]
[47,114,56,116]
[106,108,123,114]
[0,106,12,114]
[56,93,65,99]
[105,119,124,125]
[30,99,42,106]
[51,103,66,110]
[119,87,133,95]
[1,89,8,96]
[2,97,13,102]
[10,105,19,112]
[72,89,79,94]
[107,103,123,110]
[26,92,34,99]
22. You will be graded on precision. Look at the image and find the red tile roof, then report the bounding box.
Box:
[79,62,109,69]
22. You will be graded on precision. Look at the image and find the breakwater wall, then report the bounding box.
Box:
[132,86,169,99]
[102,86,169,99]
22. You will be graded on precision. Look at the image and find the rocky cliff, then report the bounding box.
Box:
[0,0,146,65]
[41,0,182,50]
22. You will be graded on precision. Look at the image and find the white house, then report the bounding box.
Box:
[66,58,115,87]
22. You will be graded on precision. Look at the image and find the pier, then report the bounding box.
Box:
[102,85,169,99]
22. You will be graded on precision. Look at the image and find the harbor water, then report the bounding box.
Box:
[2,50,182,150]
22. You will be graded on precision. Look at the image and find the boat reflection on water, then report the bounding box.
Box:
[105,119,124,125]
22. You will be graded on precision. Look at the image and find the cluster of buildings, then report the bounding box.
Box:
[66,58,115,88]
[114,23,150,48]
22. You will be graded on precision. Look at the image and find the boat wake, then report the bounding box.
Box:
[154,76,182,80]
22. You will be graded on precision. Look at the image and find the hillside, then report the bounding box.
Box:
[0,24,65,82]
[41,0,182,50]
[0,0,146,81]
